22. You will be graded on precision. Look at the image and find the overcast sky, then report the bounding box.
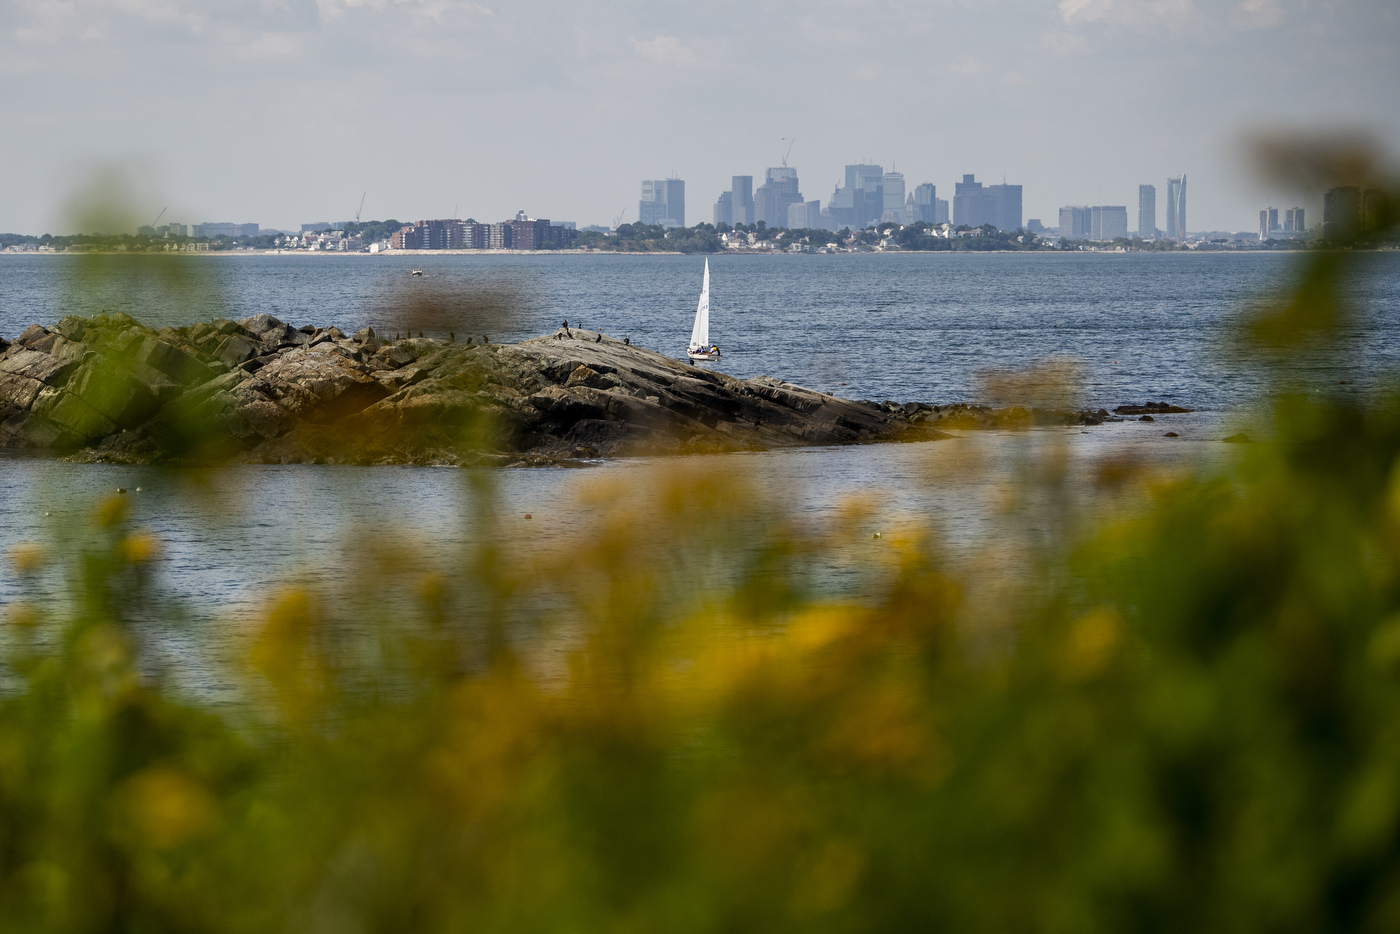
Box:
[2,0,1396,235]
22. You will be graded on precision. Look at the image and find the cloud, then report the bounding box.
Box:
[631,34,696,67]
[1039,29,1086,54]
[1233,0,1283,30]
[1059,0,1284,36]
[109,0,195,25]
[232,30,304,59]
[1058,0,1201,31]
[13,0,93,44]
[314,0,491,24]
[10,0,217,43]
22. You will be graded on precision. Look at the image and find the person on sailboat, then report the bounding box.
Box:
[687,258,720,361]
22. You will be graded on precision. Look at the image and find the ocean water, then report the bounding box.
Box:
[5,250,1398,410]
[1,250,1396,700]
[0,430,1232,702]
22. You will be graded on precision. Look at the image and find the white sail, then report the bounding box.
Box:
[688,258,710,351]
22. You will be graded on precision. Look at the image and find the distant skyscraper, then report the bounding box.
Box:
[849,164,886,228]
[825,164,884,229]
[1259,209,1270,240]
[639,180,666,226]
[911,183,939,224]
[1268,207,1279,235]
[1285,207,1304,232]
[845,164,884,190]
[1059,205,1092,239]
[881,172,905,221]
[828,184,857,229]
[1138,184,1156,238]
[714,191,733,226]
[788,200,821,230]
[1166,174,1187,241]
[732,176,754,226]
[1090,206,1128,240]
[755,167,802,228]
[659,178,684,227]
[954,175,1022,230]
[988,183,1022,231]
[640,179,685,227]
[953,174,982,227]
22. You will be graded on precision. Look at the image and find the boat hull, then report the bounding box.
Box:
[687,351,721,362]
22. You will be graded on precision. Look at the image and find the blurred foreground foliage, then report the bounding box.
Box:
[4,177,1400,933]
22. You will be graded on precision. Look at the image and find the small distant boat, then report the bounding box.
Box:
[410,268,424,277]
[686,258,721,362]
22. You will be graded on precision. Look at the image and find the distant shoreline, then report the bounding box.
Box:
[1,248,1344,258]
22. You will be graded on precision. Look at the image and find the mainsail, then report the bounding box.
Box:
[688,259,710,352]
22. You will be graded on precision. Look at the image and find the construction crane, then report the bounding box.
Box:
[780,137,796,167]
[151,206,167,227]
[355,192,366,225]
[613,208,627,229]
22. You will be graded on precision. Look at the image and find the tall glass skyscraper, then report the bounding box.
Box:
[755,167,801,228]
[1138,184,1156,238]
[639,178,685,227]
[1166,175,1187,241]
[881,172,905,220]
[732,176,754,226]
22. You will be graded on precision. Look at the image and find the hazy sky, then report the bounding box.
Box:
[3,0,1396,235]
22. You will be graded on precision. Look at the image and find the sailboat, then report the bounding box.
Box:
[686,258,722,362]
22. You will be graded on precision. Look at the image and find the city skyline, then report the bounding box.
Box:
[54,166,1230,243]
[1,2,1394,237]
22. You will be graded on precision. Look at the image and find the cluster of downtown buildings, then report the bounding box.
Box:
[635,165,1194,242]
[1056,176,1188,241]
[635,165,1012,233]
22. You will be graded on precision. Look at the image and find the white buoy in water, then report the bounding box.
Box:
[872,532,882,540]
[135,487,142,493]
[117,488,127,494]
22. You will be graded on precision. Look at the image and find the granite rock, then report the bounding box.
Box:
[1,313,1164,466]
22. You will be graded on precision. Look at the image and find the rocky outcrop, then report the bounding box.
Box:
[0,313,1161,466]
[1115,402,1193,415]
